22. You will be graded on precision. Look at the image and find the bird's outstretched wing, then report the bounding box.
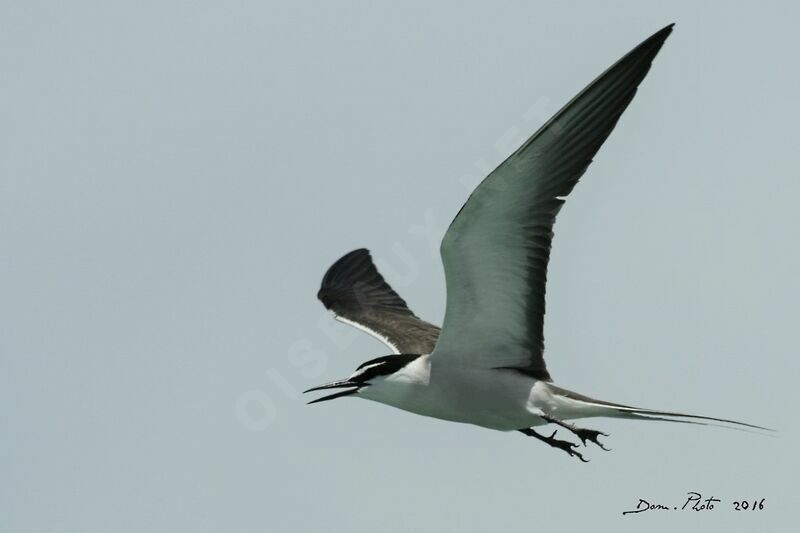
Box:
[318,249,440,354]
[432,25,674,379]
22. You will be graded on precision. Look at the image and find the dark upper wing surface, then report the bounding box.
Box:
[318,249,440,354]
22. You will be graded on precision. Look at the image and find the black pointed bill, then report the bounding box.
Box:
[303,379,362,404]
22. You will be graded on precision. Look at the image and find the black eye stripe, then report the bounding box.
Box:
[354,354,421,382]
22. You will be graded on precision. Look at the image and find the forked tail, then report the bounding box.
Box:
[610,405,773,433]
[550,385,774,433]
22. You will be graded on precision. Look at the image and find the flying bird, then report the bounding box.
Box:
[305,24,770,461]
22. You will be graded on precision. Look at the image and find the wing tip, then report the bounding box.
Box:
[625,23,675,64]
[317,248,415,315]
[318,248,372,293]
[660,22,676,33]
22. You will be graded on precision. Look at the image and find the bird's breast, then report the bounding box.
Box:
[359,364,540,431]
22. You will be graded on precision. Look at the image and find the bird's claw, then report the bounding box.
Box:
[545,431,588,462]
[575,428,611,451]
[520,427,589,462]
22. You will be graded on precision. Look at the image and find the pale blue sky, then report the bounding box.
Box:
[2,2,797,532]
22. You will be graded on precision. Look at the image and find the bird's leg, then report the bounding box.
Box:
[518,428,588,462]
[540,413,610,450]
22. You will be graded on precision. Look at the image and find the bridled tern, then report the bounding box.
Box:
[304,24,770,461]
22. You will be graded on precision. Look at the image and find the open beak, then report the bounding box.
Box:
[303,379,362,405]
